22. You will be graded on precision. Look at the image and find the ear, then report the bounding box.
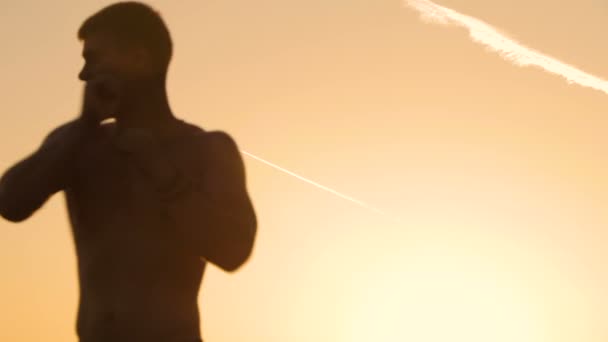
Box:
[130,47,153,73]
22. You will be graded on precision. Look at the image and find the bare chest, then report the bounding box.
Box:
[66,135,183,242]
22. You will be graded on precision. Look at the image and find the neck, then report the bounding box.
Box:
[114,76,175,133]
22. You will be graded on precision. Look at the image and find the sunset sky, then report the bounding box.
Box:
[1,1,607,341]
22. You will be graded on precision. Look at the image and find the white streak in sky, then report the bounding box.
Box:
[238,0,608,222]
[240,150,398,221]
[404,0,608,95]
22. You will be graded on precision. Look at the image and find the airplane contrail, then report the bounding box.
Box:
[240,150,399,221]
[404,0,608,95]
[240,1,607,222]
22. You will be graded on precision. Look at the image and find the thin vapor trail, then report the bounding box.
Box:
[238,0,608,222]
[240,150,398,220]
[404,0,608,95]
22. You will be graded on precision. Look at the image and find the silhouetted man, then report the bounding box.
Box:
[0,2,257,341]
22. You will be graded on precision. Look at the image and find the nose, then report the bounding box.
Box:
[79,64,90,81]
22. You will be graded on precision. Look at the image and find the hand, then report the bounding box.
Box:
[80,74,122,126]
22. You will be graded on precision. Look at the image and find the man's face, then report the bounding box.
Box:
[79,33,154,120]
[80,33,125,83]
[79,33,151,85]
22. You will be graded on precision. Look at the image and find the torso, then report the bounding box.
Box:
[64,119,206,342]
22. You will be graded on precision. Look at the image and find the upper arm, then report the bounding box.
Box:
[169,129,257,228]
[200,131,246,193]
[198,131,256,225]
[168,130,256,270]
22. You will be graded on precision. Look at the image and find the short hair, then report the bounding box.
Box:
[78,2,172,75]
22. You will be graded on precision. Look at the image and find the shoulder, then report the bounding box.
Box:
[199,132,245,178]
[172,120,234,144]
[176,121,238,155]
[172,123,241,163]
[197,131,242,169]
[201,131,238,153]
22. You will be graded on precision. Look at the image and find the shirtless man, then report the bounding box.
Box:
[0,2,257,341]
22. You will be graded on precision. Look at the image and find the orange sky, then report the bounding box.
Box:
[0,1,607,341]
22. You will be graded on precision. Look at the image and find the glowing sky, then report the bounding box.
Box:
[0,1,607,341]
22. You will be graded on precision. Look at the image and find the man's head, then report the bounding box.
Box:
[77,2,172,84]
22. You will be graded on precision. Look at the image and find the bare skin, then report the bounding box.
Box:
[0,32,256,342]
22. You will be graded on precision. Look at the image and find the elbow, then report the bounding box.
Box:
[215,241,254,272]
[0,203,31,223]
[211,219,257,273]
[0,197,32,223]
[0,188,30,223]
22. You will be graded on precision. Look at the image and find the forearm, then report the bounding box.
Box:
[0,119,94,222]
[166,187,257,271]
